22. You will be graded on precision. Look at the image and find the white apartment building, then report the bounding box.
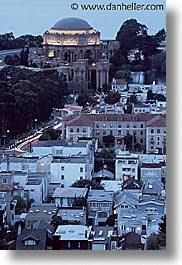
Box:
[115,151,139,182]
[140,163,163,185]
[50,156,93,190]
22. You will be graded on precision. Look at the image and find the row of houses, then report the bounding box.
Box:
[111,79,166,97]
[14,182,165,250]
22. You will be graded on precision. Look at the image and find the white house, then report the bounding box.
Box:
[111,78,127,92]
[24,179,44,203]
[52,187,88,207]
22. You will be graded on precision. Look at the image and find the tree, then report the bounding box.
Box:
[39,128,59,141]
[154,28,166,43]
[51,215,68,227]
[147,89,154,100]
[4,54,21,66]
[13,195,27,215]
[124,133,133,150]
[103,134,115,147]
[104,91,121,104]
[0,67,68,140]
[151,52,166,74]
[157,215,166,247]
[106,214,117,226]
[147,215,166,249]
[116,70,132,83]
[116,19,148,56]
[71,179,104,190]
[72,196,87,207]
[147,233,159,250]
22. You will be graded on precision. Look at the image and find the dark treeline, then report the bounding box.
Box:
[110,19,166,79]
[0,32,43,50]
[0,67,68,141]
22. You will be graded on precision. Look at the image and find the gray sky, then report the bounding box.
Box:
[0,0,166,39]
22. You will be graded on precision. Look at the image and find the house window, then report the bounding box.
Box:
[140,139,143,144]
[97,212,107,218]
[61,175,64,180]
[118,130,121,135]
[118,124,121,128]
[80,176,83,180]
[61,184,64,188]
[103,123,106,128]
[61,166,64,171]
[2,179,7,184]
[25,240,36,246]
[103,130,106,135]
[110,124,113,128]
[127,124,130,128]
[83,128,86,133]
[132,168,135,173]
[151,129,154,133]
[77,128,80,133]
[141,124,144,128]
[96,123,99,128]
[140,131,143,135]
[96,130,99,135]
[110,130,113,135]
[157,129,160,133]
[133,124,137,128]
[70,128,73,133]
[80,167,83,172]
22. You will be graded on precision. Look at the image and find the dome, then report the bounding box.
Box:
[52,17,93,30]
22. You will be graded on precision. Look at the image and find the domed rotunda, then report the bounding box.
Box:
[36,17,117,90]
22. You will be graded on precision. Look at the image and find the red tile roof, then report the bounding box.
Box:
[147,115,166,127]
[63,113,166,126]
[113,79,127,85]
[141,163,162,168]
[67,114,93,127]
[0,184,14,191]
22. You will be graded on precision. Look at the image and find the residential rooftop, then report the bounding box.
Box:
[52,187,88,198]
[87,189,113,202]
[54,225,92,240]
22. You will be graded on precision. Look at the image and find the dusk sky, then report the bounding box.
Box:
[0,0,166,39]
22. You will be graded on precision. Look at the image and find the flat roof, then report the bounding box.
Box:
[87,189,113,202]
[52,187,88,198]
[52,156,87,164]
[54,225,92,240]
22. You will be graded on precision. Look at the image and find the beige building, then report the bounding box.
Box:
[62,113,166,151]
[146,115,166,154]
[29,17,119,91]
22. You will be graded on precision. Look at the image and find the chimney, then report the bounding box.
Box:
[17,224,22,235]
[7,157,10,172]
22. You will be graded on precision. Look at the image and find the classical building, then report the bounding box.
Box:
[29,17,119,91]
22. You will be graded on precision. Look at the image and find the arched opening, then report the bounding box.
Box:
[63,51,70,63]
[78,50,83,59]
[84,50,95,64]
[91,69,96,90]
